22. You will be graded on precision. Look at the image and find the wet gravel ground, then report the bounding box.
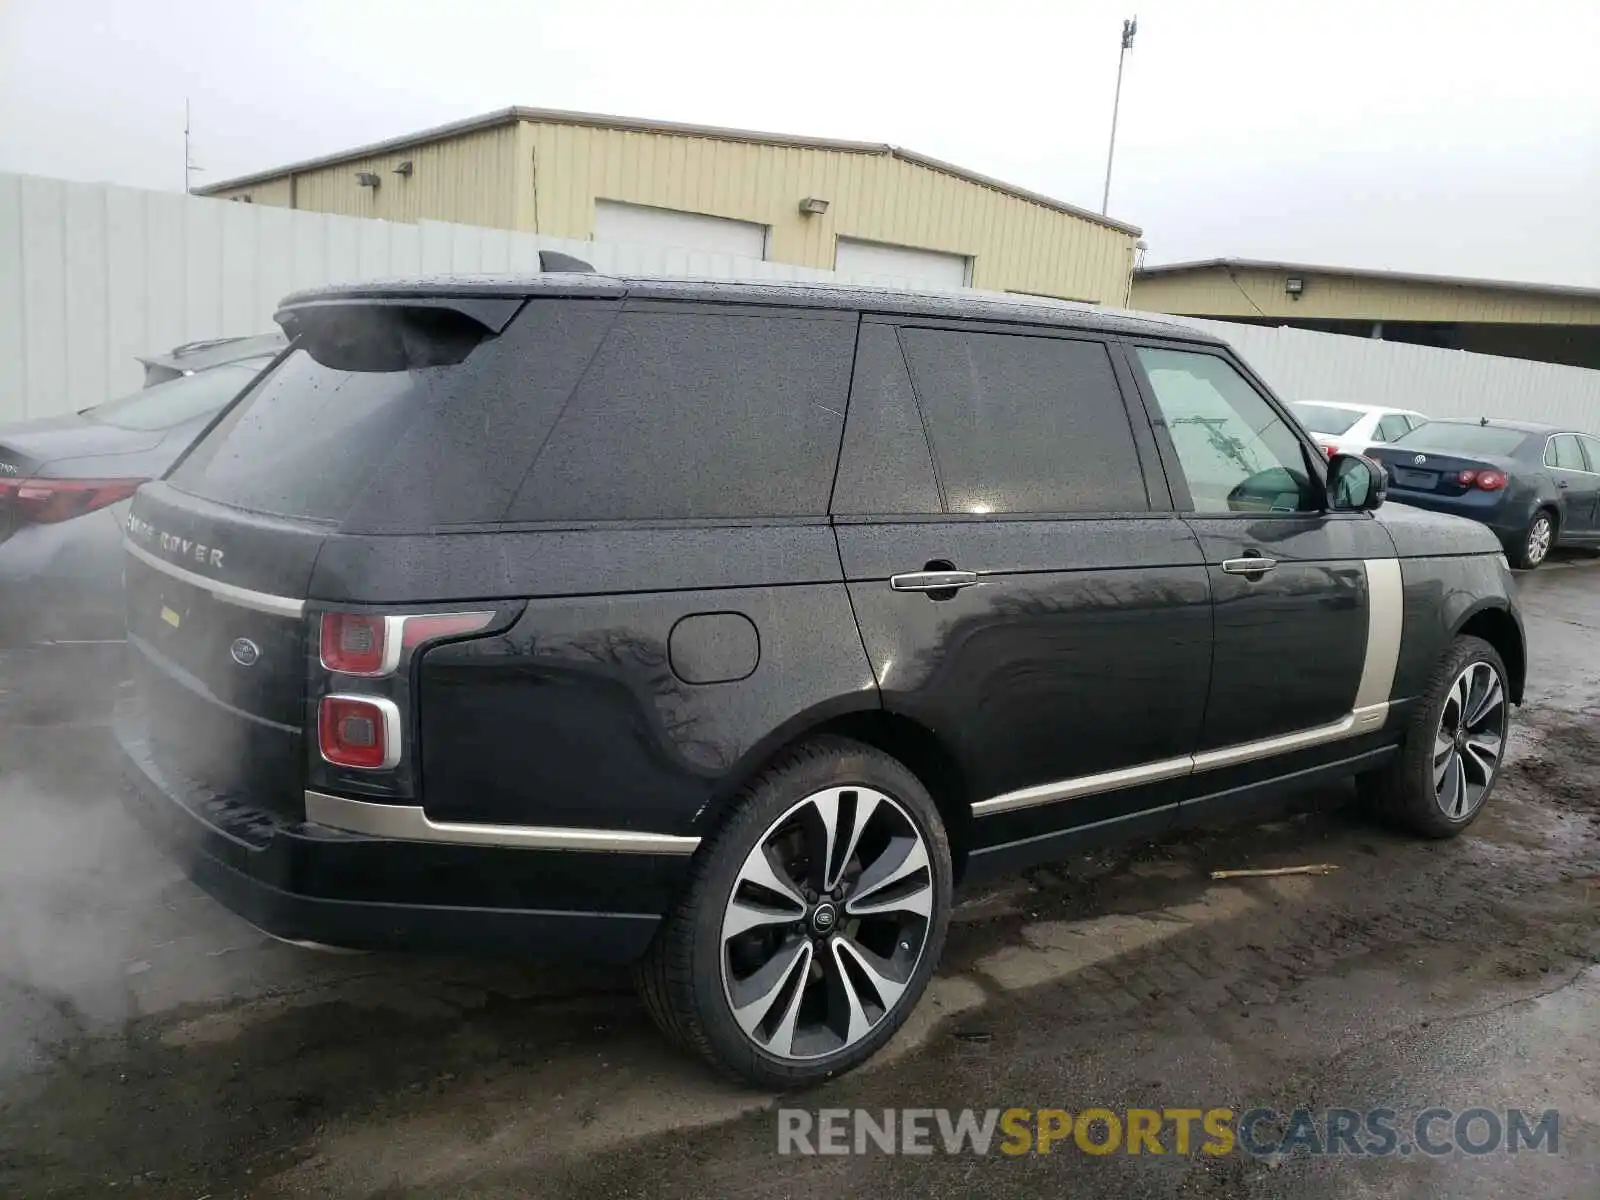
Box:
[1,555,1597,1199]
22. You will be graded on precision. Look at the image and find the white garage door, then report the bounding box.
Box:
[593,200,768,260]
[834,238,970,288]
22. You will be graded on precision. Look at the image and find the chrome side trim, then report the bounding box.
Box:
[971,755,1192,816]
[972,702,1391,817]
[303,791,703,855]
[123,537,306,618]
[1354,557,1404,709]
[1190,703,1389,772]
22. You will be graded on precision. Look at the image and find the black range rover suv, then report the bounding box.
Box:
[116,275,1526,1086]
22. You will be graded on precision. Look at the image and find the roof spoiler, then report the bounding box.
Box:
[538,250,595,273]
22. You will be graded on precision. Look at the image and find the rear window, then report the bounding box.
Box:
[168,307,492,521]
[898,328,1146,514]
[1290,403,1362,435]
[1389,423,1531,456]
[89,361,269,431]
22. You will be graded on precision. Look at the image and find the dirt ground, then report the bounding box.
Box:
[1,556,1596,1199]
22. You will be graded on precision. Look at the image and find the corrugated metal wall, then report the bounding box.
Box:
[0,172,857,421]
[1175,316,1600,430]
[1132,267,1600,324]
[4,170,1597,434]
[209,125,520,232]
[515,121,1137,305]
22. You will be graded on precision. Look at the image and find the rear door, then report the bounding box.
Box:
[1123,344,1399,824]
[1545,434,1599,537]
[1579,436,1600,535]
[832,319,1213,874]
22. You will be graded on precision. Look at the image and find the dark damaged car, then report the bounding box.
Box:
[115,276,1526,1086]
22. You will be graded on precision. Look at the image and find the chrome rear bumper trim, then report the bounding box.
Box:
[304,791,702,855]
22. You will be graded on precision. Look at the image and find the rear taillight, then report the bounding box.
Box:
[1324,444,1337,459]
[319,611,494,677]
[0,477,146,523]
[320,613,389,676]
[1458,469,1506,491]
[318,695,401,770]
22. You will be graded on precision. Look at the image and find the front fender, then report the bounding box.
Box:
[1390,555,1523,707]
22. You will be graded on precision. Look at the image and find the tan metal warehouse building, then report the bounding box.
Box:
[198,107,1142,305]
[1131,258,1600,369]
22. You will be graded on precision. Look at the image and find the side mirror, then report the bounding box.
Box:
[1328,452,1386,512]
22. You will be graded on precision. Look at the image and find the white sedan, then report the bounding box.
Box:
[1290,401,1429,458]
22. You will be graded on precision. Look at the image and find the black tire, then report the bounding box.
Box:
[636,736,953,1088]
[1509,508,1556,570]
[1357,635,1511,838]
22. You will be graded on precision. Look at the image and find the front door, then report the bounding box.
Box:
[831,320,1213,877]
[1124,344,1400,823]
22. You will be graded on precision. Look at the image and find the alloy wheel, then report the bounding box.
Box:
[1434,660,1508,820]
[719,785,935,1061]
[1527,516,1553,566]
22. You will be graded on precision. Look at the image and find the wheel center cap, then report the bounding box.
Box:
[810,902,838,935]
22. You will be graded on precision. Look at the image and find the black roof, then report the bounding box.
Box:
[277,274,1222,345]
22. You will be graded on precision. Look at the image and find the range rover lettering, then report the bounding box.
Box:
[116,275,1526,1087]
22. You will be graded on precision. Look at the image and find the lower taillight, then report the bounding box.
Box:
[0,477,146,523]
[318,695,401,770]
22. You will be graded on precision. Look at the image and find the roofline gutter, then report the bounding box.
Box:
[1133,257,1600,300]
[193,106,1142,237]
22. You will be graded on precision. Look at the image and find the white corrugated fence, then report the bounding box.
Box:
[2,169,1597,431]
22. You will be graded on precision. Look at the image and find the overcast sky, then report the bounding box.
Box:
[2,0,1597,285]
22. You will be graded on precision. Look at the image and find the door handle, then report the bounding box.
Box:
[891,570,979,592]
[1558,480,1569,489]
[1221,556,1278,576]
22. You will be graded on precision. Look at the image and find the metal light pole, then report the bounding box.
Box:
[1101,17,1137,216]
[184,99,203,194]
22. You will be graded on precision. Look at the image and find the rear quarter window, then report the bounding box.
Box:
[507,308,855,521]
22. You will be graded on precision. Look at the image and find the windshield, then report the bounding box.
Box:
[1389,423,1532,456]
[1291,403,1362,436]
[87,360,271,431]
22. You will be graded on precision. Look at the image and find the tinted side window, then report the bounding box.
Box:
[1134,347,1318,515]
[832,324,941,515]
[1581,436,1600,472]
[1548,434,1586,470]
[897,328,1147,514]
[509,310,853,521]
